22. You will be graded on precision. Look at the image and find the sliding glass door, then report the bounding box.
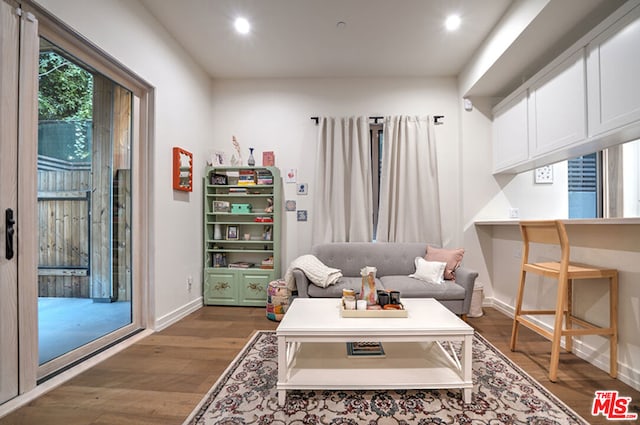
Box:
[37,37,134,368]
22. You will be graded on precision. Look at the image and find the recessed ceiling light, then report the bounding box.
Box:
[234,17,251,34]
[445,14,461,31]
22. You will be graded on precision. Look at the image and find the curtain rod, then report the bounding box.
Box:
[310,116,444,125]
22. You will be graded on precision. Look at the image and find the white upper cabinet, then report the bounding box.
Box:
[587,4,640,137]
[493,90,529,173]
[528,50,587,157]
[492,1,640,174]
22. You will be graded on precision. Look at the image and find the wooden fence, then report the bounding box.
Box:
[37,155,131,301]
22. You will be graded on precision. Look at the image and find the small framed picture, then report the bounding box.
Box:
[226,225,239,240]
[213,200,230,212]
[297,183,308,195]
[285,168,297,183]
[285,200,297,211]
[211,150,227,166]
[297,210,308,222]
[211,173,228,185]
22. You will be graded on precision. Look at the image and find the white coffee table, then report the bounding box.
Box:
[276,298,474,405]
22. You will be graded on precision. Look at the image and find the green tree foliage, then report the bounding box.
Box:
[38,51,93,121]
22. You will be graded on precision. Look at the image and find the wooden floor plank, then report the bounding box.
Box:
[1,306,638,425]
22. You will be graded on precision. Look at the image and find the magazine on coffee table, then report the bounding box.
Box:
[346,342,385,358]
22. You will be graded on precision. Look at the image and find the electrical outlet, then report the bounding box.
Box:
[509,208,520,219]
[187,275,193,290]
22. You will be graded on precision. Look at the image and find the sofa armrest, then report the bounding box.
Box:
[292,268,311,298]
[454,266,479,315]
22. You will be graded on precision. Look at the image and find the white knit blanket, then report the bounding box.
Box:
[284,254,343,291]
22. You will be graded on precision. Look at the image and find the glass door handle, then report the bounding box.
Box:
[5,208,15,260]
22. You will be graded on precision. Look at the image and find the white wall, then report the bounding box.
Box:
[210,77,463,269]
[36,0,212,327]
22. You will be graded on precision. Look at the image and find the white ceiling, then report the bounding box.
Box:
[140,0,624,96]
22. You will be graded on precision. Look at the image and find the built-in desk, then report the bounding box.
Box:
[475,218,640,252]
[471,218,640,389]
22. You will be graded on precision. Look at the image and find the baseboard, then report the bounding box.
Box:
[154,297,203,331]
[484,297,640,392]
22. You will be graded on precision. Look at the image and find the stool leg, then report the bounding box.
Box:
[549,276,568,382]
[510,269,527,351]
[565,279,573,354]
[610,273,618,378]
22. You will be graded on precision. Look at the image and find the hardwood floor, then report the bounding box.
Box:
[1,306,638,424]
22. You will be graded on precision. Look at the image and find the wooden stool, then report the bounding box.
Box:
[510,220,618,382]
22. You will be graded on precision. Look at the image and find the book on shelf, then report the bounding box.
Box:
[346,342,385,358]
[228,261,255,269]
[228,187,247,194]
[256,170,273,185]
[254,216,273,223]
[238,170,256,186]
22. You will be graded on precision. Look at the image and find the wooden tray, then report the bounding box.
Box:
[340,303,408,318]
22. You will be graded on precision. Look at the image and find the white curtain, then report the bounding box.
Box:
[312,116,373,244]
[376,115,442,244]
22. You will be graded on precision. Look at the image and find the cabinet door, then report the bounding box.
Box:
[529,49,587,157]
[204,271,238,305]
[493,90,529,173]
[587,4,640,137]
[239,271,272,306]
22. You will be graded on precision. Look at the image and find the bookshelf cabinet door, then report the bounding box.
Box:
[239,271,273,306]
[204,271,238,305]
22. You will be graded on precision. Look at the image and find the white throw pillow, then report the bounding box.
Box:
[409,257,446,285]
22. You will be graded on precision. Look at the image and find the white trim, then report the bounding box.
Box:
[154,298,203,332]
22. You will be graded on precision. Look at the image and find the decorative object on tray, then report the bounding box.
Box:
[247,147,255,166]
[346,342,385,358]
[359,266,378,305]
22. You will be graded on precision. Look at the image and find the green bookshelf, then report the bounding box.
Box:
[202,166,281,306]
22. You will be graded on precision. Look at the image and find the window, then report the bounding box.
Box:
[567,138,640,218]
[568,153,601,218]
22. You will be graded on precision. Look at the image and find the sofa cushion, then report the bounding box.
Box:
[425,246,465,280]
[409,257,446,285]
[380,275,465,300]
[306,276,384,298]
[312,242,428,277]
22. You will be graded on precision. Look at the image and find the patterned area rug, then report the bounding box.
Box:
[184,331,588,425]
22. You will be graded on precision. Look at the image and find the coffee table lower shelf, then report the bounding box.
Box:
[277,341,472,404]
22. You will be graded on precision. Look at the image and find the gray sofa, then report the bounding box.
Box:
[292,242,478,317]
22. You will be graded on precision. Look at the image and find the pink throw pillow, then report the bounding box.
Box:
[425,246,465,280]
